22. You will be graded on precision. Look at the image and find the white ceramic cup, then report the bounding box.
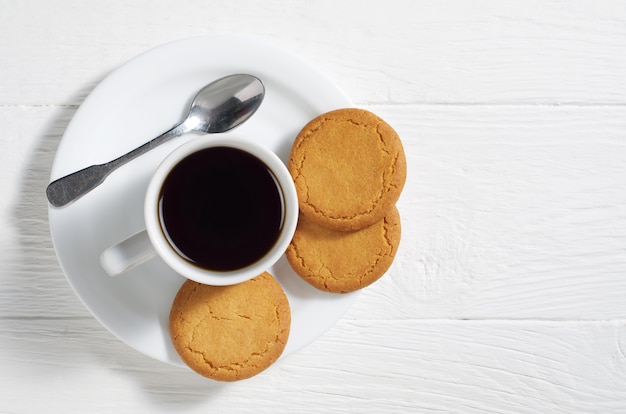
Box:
[100,136,299,286]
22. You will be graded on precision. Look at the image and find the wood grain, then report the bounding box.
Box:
[1,0,626,105]
[1,318,626,413]
[372,104,626,320]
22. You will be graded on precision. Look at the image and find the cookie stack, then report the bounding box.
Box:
[286,108,407,293]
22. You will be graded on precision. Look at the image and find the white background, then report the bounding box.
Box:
[1,1,626,412]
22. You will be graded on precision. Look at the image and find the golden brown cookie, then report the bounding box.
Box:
[169,272,290,381]
[286,206,401,293]
[288,108,406,232]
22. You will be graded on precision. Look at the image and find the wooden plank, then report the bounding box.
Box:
[0,106,89,319]
[1,318,625,413]
[369,104,626,320]
[1,104,625,321]
[1,0,625,105]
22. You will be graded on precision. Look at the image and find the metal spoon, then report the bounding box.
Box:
[46,74,265,208]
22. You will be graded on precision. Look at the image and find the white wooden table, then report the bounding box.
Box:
[2,1,626,412]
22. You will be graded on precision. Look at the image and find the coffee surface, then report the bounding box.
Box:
[159,146,284,271]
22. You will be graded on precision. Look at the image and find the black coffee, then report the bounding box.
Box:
[158,146,284,271]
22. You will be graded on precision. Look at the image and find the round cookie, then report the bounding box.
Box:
[286,206,401,293]
[288,108,406,232]
[169,272,290,381]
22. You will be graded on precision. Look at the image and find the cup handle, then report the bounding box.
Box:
[100,230,157,276]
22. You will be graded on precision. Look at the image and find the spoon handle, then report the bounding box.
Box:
[46,121,191,208]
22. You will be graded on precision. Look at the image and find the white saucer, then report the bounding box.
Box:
[48,35,359,367]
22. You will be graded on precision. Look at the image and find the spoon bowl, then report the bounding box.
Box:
[189,75,265,134]
[46,74,265,208]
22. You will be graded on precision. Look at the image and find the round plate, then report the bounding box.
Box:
[48,35,359,367]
